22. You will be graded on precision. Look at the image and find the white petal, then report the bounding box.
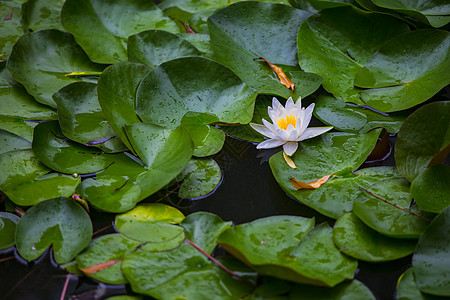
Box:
[257,138,285,149]
[272,97,284,112]
[299,103,315,134]
[294,96,302,110]
[276,127,289,141]
[286,124,298,141]
[283,142,298,156]
[297,126,333,141]
[285,97,295,111]
[249,123,279,139]
[262,119,278,134]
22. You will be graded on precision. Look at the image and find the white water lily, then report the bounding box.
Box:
[250,97,333,156]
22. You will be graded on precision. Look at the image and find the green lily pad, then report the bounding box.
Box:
[53,82,127,153]
[97,62,151,153]
[0,149,80,206]
[0,129,31,155]
[297,6,409,104]
[395,101,450,182]
[188,9,216,34]
[61,0,179,64]
[314,93,409,134]
[269,130,381,218]
[7,29,105,107]
[353,177,432,238]
[22,0,65,31]
[177,158,222,199]
[355,30,450,112]
[289,279,375,300]
[208,2,323,100]
[289,0,354,13]
[397,268,445,300]
[140,230,185,252]
[136,57,257,129]
[219,219,356,287]
[412,206,450,296]
[186,124,225,157]
[0,212,20,250]
[180,33,214,58]
[32,121,114,174]
[115,203,185,243]
[128,30,202,68]
[121,212,251,299]
[0,1,25,60]
[333,213,417,262]
[76,233,141,285]
[16,197,92,263]
[411,165,450,214]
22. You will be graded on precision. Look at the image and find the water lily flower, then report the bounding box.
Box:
[250,97,333,156]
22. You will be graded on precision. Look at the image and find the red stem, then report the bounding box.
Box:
[60,273,71,300]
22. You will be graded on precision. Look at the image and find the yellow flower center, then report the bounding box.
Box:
[277,115,297,130]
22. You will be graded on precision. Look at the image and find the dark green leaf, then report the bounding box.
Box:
[288,279,375,300]
[0,212,20,249]
[177,158,222,199]
[397,268,445,300]
[22,0,65,31]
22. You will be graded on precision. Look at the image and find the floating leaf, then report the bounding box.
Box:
[186,124,225,157]
[0,212,20,249]
[177,158,222,199]
[115,203,185,243]
[396,268,444,300]
[289,279,375,300]
[289,0,354,13]
[16,197,92,263]
[128,30,202,68]
[257,57,295,91]
[412,206,450,296]
[0,1,24,60]
[333,213,416,262]
[0,129,31,155]
[297,6,409,104]
[290,174,334,190]
[61,0,179,64]
[355,30,450,112]
[395,101,450,182]
[76,234,141,284]
[208,2,322,100]
[22,0,65,31]
[7,29,105,107]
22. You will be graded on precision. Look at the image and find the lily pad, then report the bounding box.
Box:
[180,33,214,58]
[128,30,202,68]
[355,30,450,112]
[97,62,151,153]
[269,130,381,218]
[53,82,127,153]
[7,29,105,107]
[186,124,225,157]
[61,0,179,64]
[0,1,24,60]
[115,203,185,243]
[412,206,450,296]
[289,0,354,13]
[208,1,323,100]
[22,0,65,31]
[314,93,409,134]
[395,101,450,182]
[411,165,450,214]
[288,279,375,300]
[353,177,433,238]
[0,129,31,155]
[177,158,222,199]
[396,268,445,300]
[0,212,20,250]
[16,197,92,263]
[333,213,417,262]
[76,233,141,284]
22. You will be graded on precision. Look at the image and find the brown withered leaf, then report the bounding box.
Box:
[79,259,121,274]
[290,175,335,190]
[258,57,295,91]
[283,151,297,169]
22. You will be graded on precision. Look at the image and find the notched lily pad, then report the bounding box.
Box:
[177,158,222,199]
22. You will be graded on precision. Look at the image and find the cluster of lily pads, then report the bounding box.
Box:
[0,0,449,299]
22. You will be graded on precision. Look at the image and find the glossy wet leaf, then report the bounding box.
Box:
[395,101,450,182]
[115,203,185,243]
[186,124,225,157]
[177,158,222,199]
[61,0,179,64]
[97,62,151,153]
[208,2,323,100]
[355,30,450,112]
[180,33,214,58]
[121,212,250,299]
[297,6,409,104]
[53,82,127,153]
[0,149,80,206]
[289,0,354,13]
[269,131,381,218]
[32,121,114,174]
[136,57,257,129]
[411,165,450,214]
[396,268,445,300]
[7,30,105,107]
[288,279,375,300]
[0,1,24,60]
[0,129,31,155]
[16,197,92,263]
[22,0,65,31]
[76,234,141,284]
[353,177,432,238]
[0,212,20,249]
[128,30,202,68]
[412,206,450,296]
[314,93,409,134]
[140,230,185,252]
[333,213,416,262]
